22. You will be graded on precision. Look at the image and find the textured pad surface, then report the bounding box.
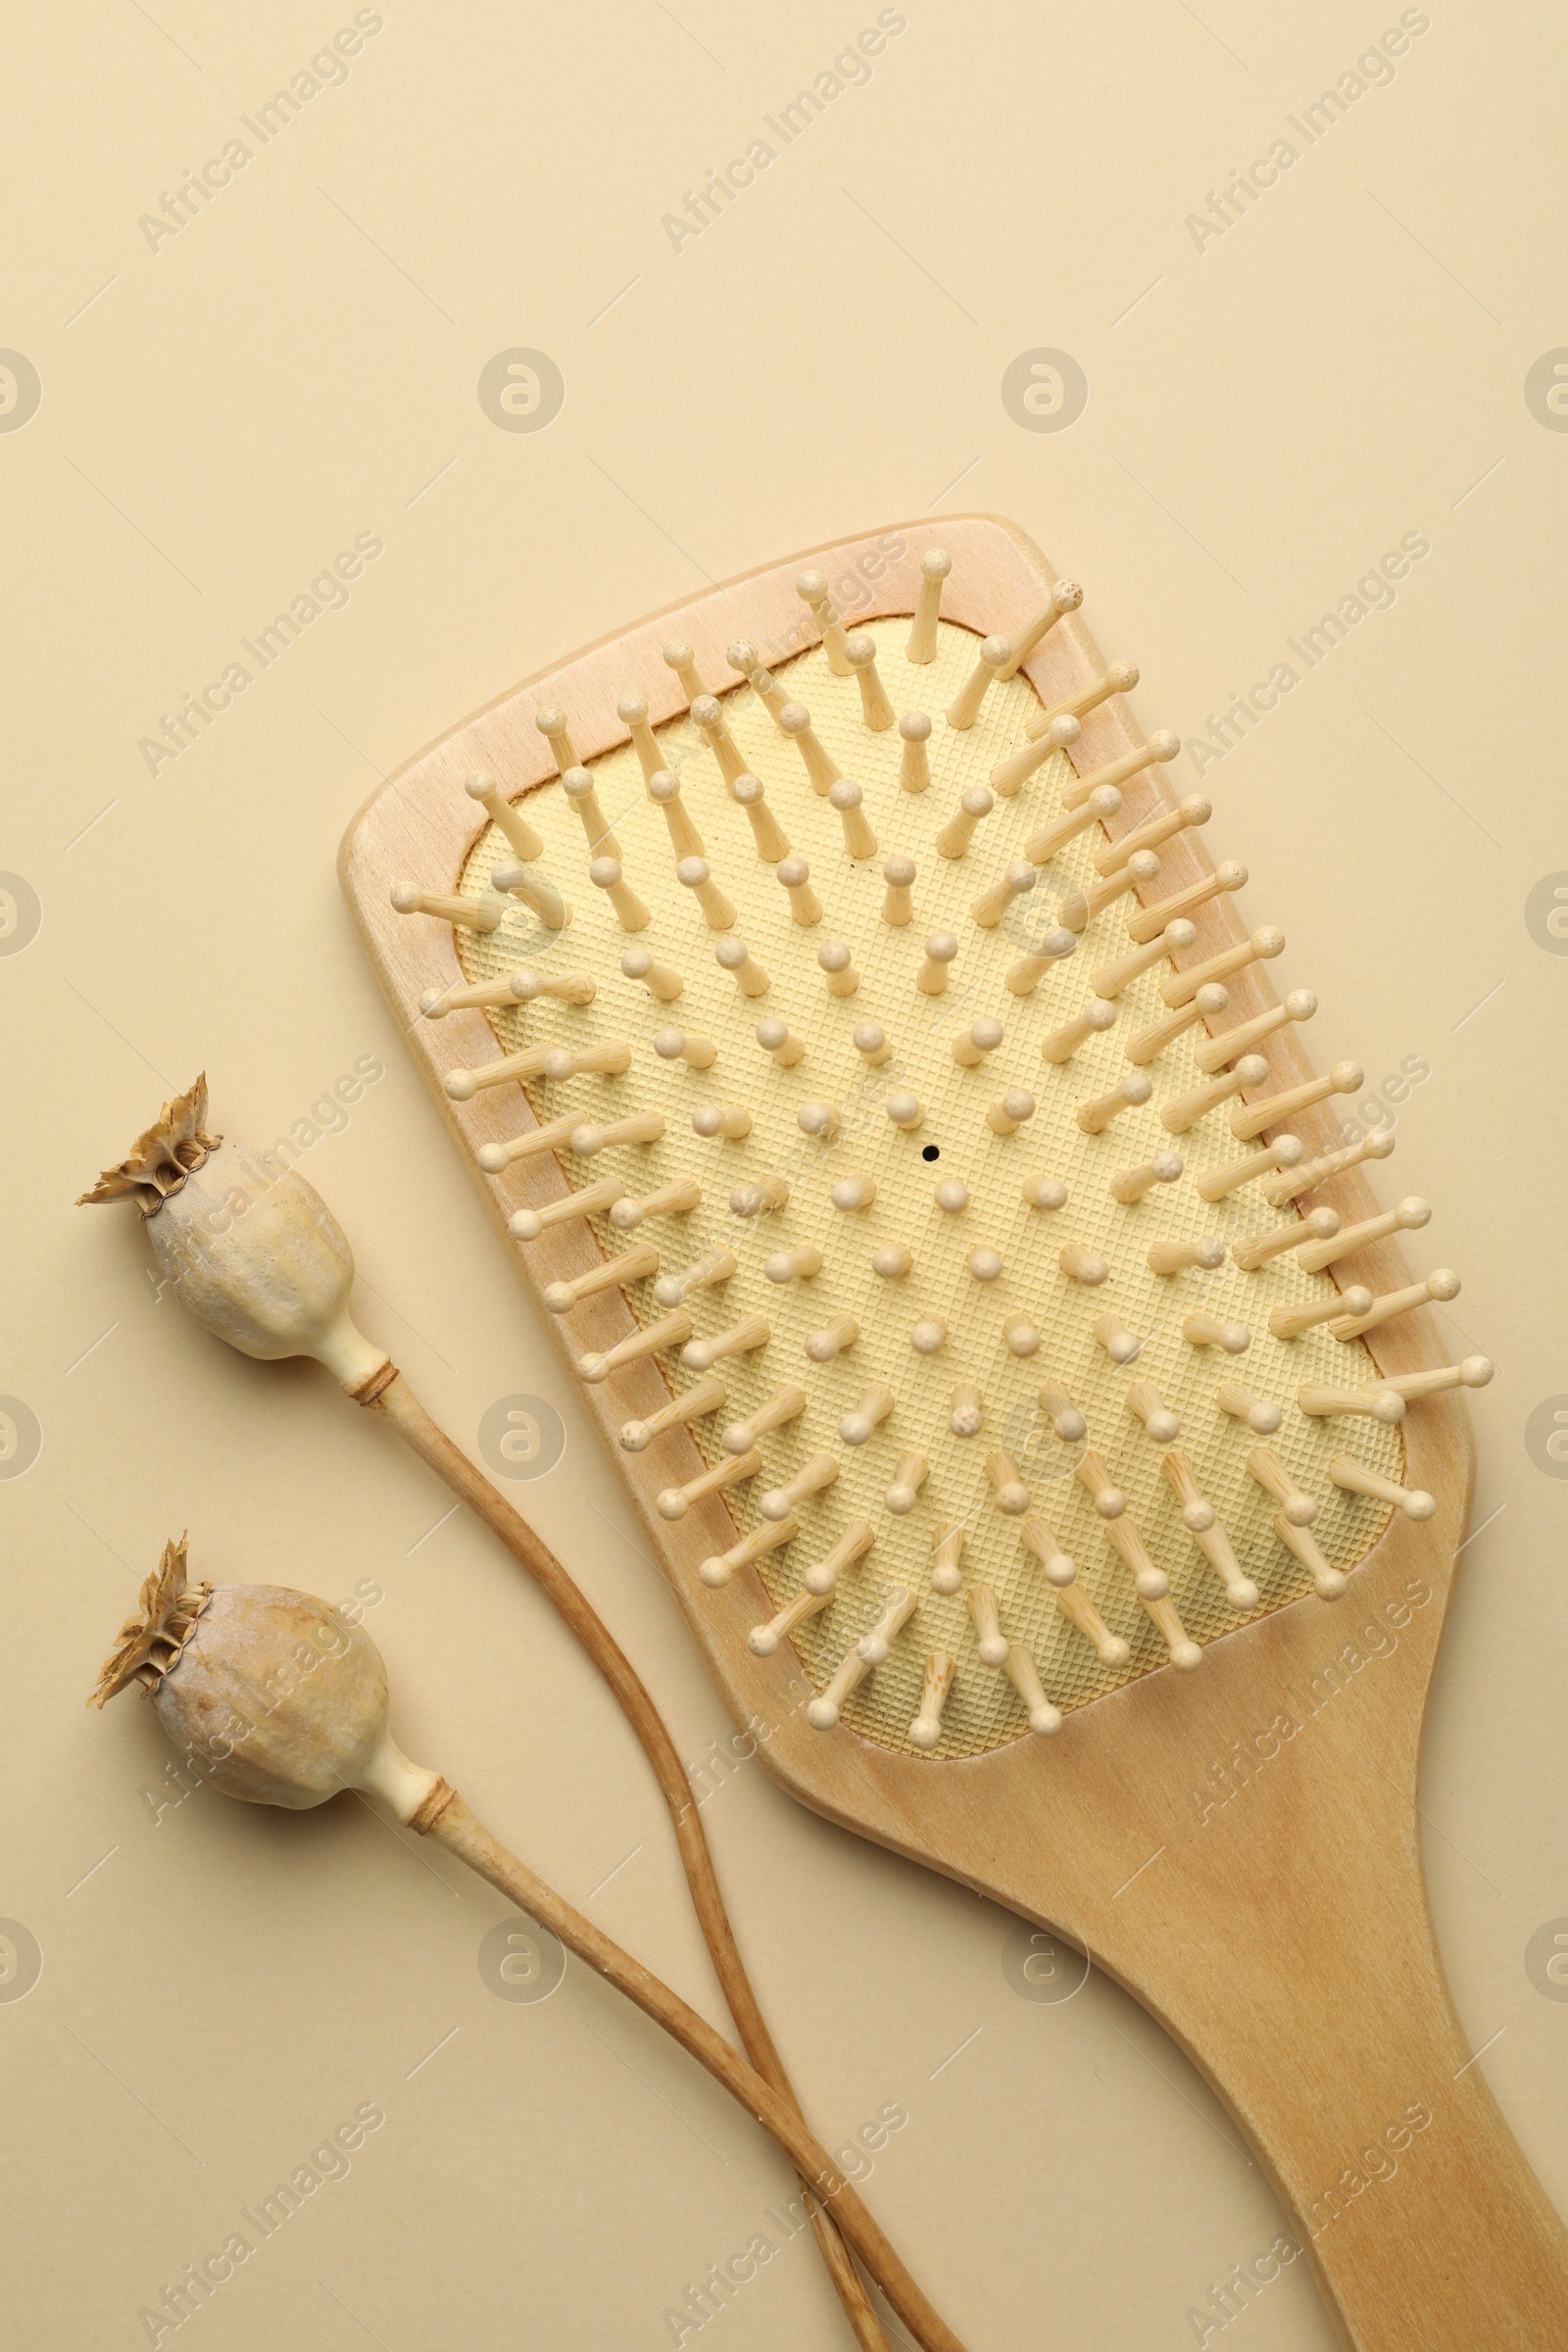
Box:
[453,619,1399,1759]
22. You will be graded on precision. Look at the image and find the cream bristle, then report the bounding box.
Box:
[775,854,823,926]
[778,701,842,794]
[1327,1454,1437,1521]
[1193,1136,1304,1202]
[681,1313,771,1372]
[510,1177,625,1242]
[1328,1269,1460,1341]
[615,693,663,782]
[931,1524,966,1592]
[579,1309,692,1385]
[466,772,546,862]
[590,858,651,932]
[1090,918,1197,1001]
[714,937,769,998]
[803,1521,876,1596]
[972,861,1037,929]
[748,1587,830,1658]
[1125,985,1229,1068]
[1160,1054,1269,1137]
[699,1515,797,1590]
[935,784,996,859]
[1216,1383,1283,1436]
[1058,848,1160,935]
[729,772,792,862]
[1267,1286,1373,1341]
[898,711,933,792]
[845,633,896,730]
[390,883,505,932]
[908,1651,956,1750]
[1024,659,1139,741]
[1161,925,1284,1008]
[1091,793,1210,876]
[947,635,1010,730]
[646,766,706,861]
[653,1247,736,1310]
[906,548,950,663]
[882,856,917,925]
[662,639,710,704]
[1265,1128,1395,1205]
[1247,1446,1318,1527]
[840,1387,895,1446]
[829,777,879,858]
[1128,1383,1175,1439]
[653,1027,717,1072]
[988,712,1079,798]
[1058,731,1180,813]
[533,704,580,773]
[1148,1237,1226,1274]
[1230,1205,1340,1273]
[795,569,851,673]
[761,1450,840,1520]
[1182,1311,1251,1354]
[1229,1062,1363,1144]
[986,1091,1036,1137]
[1194,990,1317,1075]
[609,1177,703,1231]
[818,939,860,997]
[543,1242,658,1317]
[619,1373,727,1454]
[690,697,748,789]
[916,932,958,994]
[490,860,570,933]
[885,1450,929,1514]
[722,1384,808,1454]
[754,1016,805,1067]
[569,1111,664,1157]
[657,1447,760,1522]
[1025,782,1120,867]
[1092,1310,1143,1365]
[995,576,1081,677]
[620,946,683,1001]
[677,856,736,930]
[1076,1072,1152,1134]
[560,765,620,861]
[1040,1000,1116,1063]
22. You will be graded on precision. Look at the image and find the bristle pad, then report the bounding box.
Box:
[455,618,1401,1759]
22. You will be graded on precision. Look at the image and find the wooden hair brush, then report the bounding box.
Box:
[340,515,1568,2351]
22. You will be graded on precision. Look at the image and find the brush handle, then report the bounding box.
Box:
[358,1366,906,2352]
[420,1785,967,2352]
[1000,1617,1568,2352]
[1151,1825,1568,2351]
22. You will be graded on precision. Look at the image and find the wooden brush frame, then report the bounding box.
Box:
[342,516,1568,2352]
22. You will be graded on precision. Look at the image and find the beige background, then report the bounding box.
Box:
[4,3,1566,2345]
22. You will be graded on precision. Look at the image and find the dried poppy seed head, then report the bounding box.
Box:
[78,1076,389,1391]
[94,1538,437,1819]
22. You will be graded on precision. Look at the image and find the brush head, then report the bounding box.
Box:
[434,612,1414,1759]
